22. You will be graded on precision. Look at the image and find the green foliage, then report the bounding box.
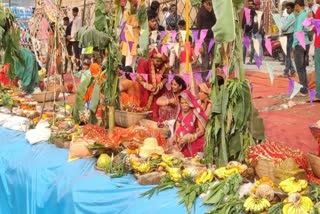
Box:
[94,0,107,32]
[75,26,110,49]
[136,5,147,26]
[72,76,92,123]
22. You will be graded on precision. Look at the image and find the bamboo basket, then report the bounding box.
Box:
[115,110,152,128]
[254,155,276,181]
[308,153,320,178]
[139,119,171,138]
[32,90,60,103]
[310,125,320,155]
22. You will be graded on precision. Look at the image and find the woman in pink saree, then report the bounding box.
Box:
[172,90,208,157]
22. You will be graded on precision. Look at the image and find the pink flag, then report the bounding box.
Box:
[223,65,228,76]
[244,7,251,25]
[160,31,166,42]
[208,38,215,53]
[194,72,203,84]
[302,18,312,28]
[183,74,190,86]
[194,41,203,54]
[161,44,168,55]
[308,89,316,104]
[255,55,262,69]
[265,38,272,56]
[170,30,177,42]
[199,29,208,42]
[128,41,134,52]
[130,73,136,81]
[243,36,250,49]
[312,19,320,36]
[295,31,306,50]
[192,30,199,42]
[166,74,175,90]
[287,78,294,95]
[141,74,148,82]
[206,70,212,81]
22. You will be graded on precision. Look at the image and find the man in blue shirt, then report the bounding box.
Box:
[293,0,311,95]
[281,2,296,77]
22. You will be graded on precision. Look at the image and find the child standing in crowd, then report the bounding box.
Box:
[74,59,91,83]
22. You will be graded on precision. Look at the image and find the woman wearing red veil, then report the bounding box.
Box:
[136,48,170,121]
[171,90,208,157]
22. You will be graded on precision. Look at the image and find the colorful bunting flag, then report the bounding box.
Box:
[206,70,212,81]
[252,38,261,57]
[287,78,294,95]
[279,36,287,56]
[290,81,303,99]
[128,41,134,53]
[170,30,177,42]
[208,38,215,53]
[130,73,136,81]
[255,55,262,69]
[256,11,263,29]
[223,65,228,76]
[266,62,274,85]
[295,31,306,50]
[243,36,250,49]
[194,72,203,84]
[244,7,251,25]
[180,30,187,43]
[312,19,320,36]
[160,31,166,42]
[265,38,272,56]
[183,74,190,86]
[199,29,208,42]
[192,30,199,42]
[302,18,312,28]
[309,89,316,104]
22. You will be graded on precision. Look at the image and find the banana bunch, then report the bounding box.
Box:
[195,169,214,184]
[244,195,271,213]
[129,159,151,174]
[279,177,308,194]
[214,166,240,180]
[161,154,175,167]
[166,167,182,182]
[283,193,314,214]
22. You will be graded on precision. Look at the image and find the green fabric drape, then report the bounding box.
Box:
[15,48,39,94]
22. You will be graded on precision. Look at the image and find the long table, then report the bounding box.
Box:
[0,127,208,214]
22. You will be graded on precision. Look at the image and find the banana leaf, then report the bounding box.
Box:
[212,0,236,44]
[72,77,92,123]
[94,0,107,32]
[75,26,110,49]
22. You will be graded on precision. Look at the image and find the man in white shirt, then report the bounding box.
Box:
[67,7,82,70]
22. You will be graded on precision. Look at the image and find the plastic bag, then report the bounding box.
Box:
[26,127,51,144]
[2,116,30,132]
[0,113,12,126]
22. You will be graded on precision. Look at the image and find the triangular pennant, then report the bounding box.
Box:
[119,70,125,76]
[243,36,250,49]
[279,36,288,56]
[130,73,136,81]
[192,30,199,43]
[150,31,158,44]
[128,41,134,53]
[302,18,312,28]
[174,42,180,56]
[160,31,166,42]
[183,74,190,86]
[290,81,303,99]
[295,31,306,50]
[120,29,126,42]
[208,38,215,53]
[287,78,294,95]
[180,30,187,43]
[206,70,212,81]
[170,30,177,42]
[308,89,316,104]
[265,38,272,56]
[141,74,148,82]
[162,31,169,44]
[256,11,263,30]
[266,62,274,85]
[194,40,203,55]
[244,7,251,25]
[127,24,134,38]
[199,29,208,42]
[194,72,203,84]
[312,19,320,36]
[161,44,168,55]
[255,55,262,69]
[252,38,261,57]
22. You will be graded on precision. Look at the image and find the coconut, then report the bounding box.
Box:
[288,193,302,204]
[255,183,275,201]
[97,154,111,169]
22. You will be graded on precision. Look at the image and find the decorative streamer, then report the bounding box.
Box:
[223,65,228,76]
[183,74,190,86]
[295,31,306,50]
[160,31,166,41]
[192,29,199,42]
[127,25,134,38]
[206,70,212,81]
[266,62,274,85]
[161,44,168,55]
[194,40,203,55]
[130,73,136,81]
[170,30,177,42]
[243,36,250,49]
[199,29,208,42]
[265,38,272,56]
[252,38,261,57]
[287,78,294,95]
[174,43,180,56]
[194,72,203,84]
[309,89,316,104]
[279,36,288,56]
[208,38,215,53]
[180,30,187,43]
[290,81,303,99]
[311,19,320,36]
[128,41,134,53]
[256,11,263,30]
[255,55,262,69]
[141,74,148,82]
[302,18,312,28]
[150,31,158,44]
[244,7,251,25]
